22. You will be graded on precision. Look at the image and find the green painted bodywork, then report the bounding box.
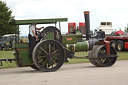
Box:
[11,18,68,67]
[11,17,89,67]
[10,18,68,25]
[66,41,89,52]
[62,33,82,44]
[75,30,82,38]
[14,43,33,66]
[15,43,29,48]
[44,32,54,40]
[62,35,77,44]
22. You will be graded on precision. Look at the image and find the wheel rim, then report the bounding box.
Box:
[117,43,122,51]
[111,43,115,49]
[33,40,64,72]
[97,46,117,66]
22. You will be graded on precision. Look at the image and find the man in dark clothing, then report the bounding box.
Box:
[28,23,43,57]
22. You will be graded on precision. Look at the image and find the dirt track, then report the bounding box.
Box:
[0,60,128,85]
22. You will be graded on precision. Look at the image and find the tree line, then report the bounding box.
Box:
[0,1,19,38]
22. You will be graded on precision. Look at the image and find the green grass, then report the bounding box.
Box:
[66,51,128,64]
[66,52,89,64]
[0,50,128,68]
[117,51,128,60]
[0,50,17,69]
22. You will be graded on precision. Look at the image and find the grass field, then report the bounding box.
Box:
[0,50,128,69]
[0,50,17,68]
[67,51,128,64]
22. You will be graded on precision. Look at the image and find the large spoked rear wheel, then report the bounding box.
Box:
[33,40,65,72]
[89,46,117,67]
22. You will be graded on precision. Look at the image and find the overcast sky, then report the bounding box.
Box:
[2,0,128,35]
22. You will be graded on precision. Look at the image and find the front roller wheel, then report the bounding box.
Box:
[33,40,65,72]
[89,46,117,67]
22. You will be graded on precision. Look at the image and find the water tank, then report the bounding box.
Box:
[68,22,76,34]
[79,22,86,35]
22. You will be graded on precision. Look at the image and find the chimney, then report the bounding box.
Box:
[84,11,90,40]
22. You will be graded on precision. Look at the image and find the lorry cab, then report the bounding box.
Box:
[0,34,18,50]
[95,22,113,36]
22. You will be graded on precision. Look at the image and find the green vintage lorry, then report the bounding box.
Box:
[0,34,18,50]
[0,11,118,72]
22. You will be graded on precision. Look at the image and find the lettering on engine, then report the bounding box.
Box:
[67,38,72,41]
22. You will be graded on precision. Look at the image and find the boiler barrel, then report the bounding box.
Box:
[66,41,89,52]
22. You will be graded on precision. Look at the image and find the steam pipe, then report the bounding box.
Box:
[84,11,90,40]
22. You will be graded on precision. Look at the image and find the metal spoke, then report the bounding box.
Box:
[106,58,111,61]
[53,60,57,64]
[38,56,45,58]
[37,51,44,55]
[98,47,107,63]
[53,57,60,60]
[102,58,106,63]
[100,59,103,62]
[42,59,47,67]
[40,47,47,53]
[49,43,51,52]
[38,59,44,63]
[51,61,54,68]
[54,53,60,56]
[51,45,55,52]
[52,49,58,54]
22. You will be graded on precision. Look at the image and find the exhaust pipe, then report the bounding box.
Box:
[84,11,90,40]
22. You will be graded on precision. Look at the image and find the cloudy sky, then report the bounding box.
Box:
[2,0,128,35]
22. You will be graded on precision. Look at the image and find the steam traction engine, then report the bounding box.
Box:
[11,11,118,72]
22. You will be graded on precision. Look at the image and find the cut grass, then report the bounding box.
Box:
[0,50,17,68]
[66,51,128,64]
[0,50,128,68]
[117,51,128,60]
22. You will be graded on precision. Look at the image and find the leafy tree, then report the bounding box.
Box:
[125,28,128,32]
[124,24,128,32]
[0,1,19,36]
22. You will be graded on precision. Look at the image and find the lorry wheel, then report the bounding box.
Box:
[32,40,65,72]
[4,46,6,51]
[5,46,9,51]
[110,40,116,50]
[89,46,117,67]
[116,40,124,51]
[0,46,3,50]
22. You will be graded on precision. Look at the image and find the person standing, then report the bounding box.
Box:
[28,23,43,57]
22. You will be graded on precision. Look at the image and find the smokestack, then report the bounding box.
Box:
[84,11,90,40]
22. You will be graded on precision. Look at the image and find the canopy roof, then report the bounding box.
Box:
[10,18,68,25]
